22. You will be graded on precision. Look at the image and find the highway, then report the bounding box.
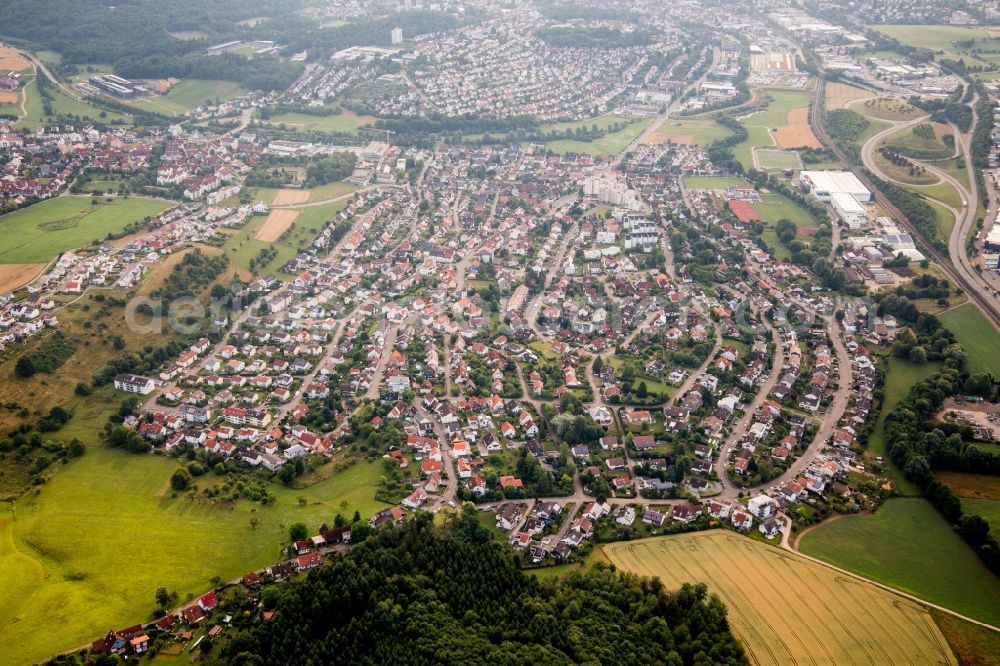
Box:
[811,73,1000,332]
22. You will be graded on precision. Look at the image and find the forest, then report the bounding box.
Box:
[219,513,748,665]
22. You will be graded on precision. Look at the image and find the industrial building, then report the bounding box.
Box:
[800,170,871,228]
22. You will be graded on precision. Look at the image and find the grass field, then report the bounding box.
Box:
[932,609,1000,666]
[754,148,802,170]
[866,357,940,494]
[264,109,374,133]
[683,175,748,189]
[752,193,816,230]
[873,151,940,185]
[642,116,734,146]
[868,24,1000,53]
[799,498,1000,626]
[939,303,1000,376]
[223,199,349,278]
[883,122,954,160]
[0,448,391,665]
[0,196,172,264]
[913,180,963,209]
[606,531,958,666]
[132,80,249,116]
[926,199,956,244]
[732,89,816,169]
[960,497,1000,536]
[854,97,925,122]
[545,118,652,155]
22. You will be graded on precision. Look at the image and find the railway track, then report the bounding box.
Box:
[810,73,1000,332]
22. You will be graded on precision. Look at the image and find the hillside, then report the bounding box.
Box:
[218,511,748,665]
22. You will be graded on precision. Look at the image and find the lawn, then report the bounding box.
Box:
[865,357,941,494]
[799,497,1000,626]
[683,175,748,189]
[0,196,172,264]
[264,109,375,134]
[131,80,249,116]
[607,531,960,665]
[0,448,391,665]
[939,303,1000,376]
[752,193,816,230]
[545,118,653,155]
[644,116,734,146]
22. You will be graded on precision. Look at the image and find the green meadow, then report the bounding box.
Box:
[0,196,172,264]
[799,497,1000,626]
[939,303,1000,377]
[264,109,375,134]
[545,118,653,155]
[223,199,350,278]
[866,357,941,494]
[0,448,390,665]
[131,80,249,116]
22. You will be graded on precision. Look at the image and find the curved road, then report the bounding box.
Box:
[813,73,1000,332]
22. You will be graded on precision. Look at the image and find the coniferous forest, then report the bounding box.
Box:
[220,511,748,666]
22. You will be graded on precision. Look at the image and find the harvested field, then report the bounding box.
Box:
[0,91,18,104]
[825,82,873,110]
[605,532,957,666]
[0,47,31,71]
[644,133,693,144]
[935,471,1000,500]
[0,262,46,292]
[772,107,821,148]
[255,209,299,242]
[273,188,310,206]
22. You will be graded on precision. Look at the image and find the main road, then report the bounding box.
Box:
[812,72,1000,332]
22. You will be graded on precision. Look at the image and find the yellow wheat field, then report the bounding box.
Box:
[605,532,957,666]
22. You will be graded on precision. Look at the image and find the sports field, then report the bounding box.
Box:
[606,532,958,665]
[754,148,802,170]
[799,498,1000,626]
[683,175,748,189]
[939,303,1000,376]
[131,79,249,116]
[0,196,172,264]
[0,448,391,665]
[752,193,816,230]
